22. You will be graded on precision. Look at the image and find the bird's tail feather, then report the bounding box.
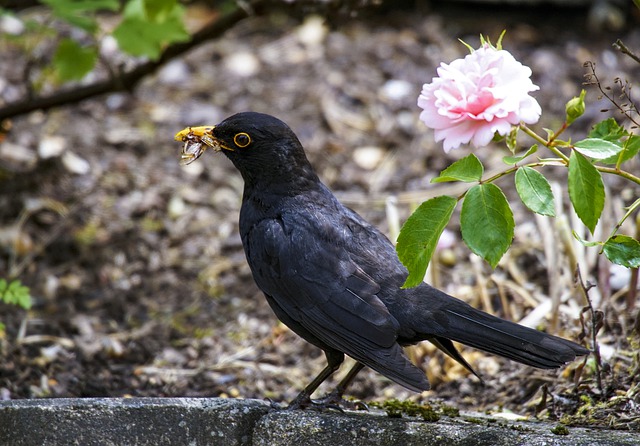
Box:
[435,304,589,369]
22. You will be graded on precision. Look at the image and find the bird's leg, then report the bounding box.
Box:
[316,362,368,410]
[286,350,344,410]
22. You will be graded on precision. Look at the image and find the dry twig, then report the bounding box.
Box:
[576,267,603,395]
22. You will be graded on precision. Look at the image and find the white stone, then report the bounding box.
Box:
[38,135,67,159]
[353,146,385,170]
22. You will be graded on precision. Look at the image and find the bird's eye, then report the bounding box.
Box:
[234,132,251,148]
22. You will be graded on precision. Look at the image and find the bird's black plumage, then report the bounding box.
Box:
[190,111,588,407]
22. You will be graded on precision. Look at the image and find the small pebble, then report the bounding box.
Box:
[353,146,385,170]
[0,14,24,35]
[38,135,67,159]
[62,151,91,175]
[224,52,260,77]
[168,195,187,219]
[609,264,630,291]
[381,79,414,101]
[438,249,457,267]
[157,60,191,85]
[295,16,327,46]
[0,142,37,168]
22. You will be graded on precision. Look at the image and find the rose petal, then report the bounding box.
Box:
[418,45,541,151]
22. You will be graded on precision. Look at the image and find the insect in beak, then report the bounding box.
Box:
[174,126,218,165]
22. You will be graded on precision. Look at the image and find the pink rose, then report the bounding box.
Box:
[418,45,541,152]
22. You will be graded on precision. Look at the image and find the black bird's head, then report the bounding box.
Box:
[176,112,318,189]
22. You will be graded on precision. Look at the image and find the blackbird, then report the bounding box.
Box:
[175,112,589,409]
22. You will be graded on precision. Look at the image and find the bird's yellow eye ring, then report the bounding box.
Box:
[234,132,251,148]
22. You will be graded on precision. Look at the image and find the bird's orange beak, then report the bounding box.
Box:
[174,125,220,165]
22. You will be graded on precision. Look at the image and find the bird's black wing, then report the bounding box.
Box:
[311,201,589,371]
[243,209,430,392]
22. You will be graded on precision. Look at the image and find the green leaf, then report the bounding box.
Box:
[599,135,640,165]
[573,138,624,160]
[53,38,97,82]
[588,117,627,141]
[143,0,178,22]
[587,117,639,165]
[431,154,484,183]
[568,151,605,234]
[11,281,32,309]
[515,167,555,216]
[113,0,188,59]
[40,0,119,32]
[0,279,32,310]
[397,195,457,288]
[460,184,514,268]
[603,235,640,268]
[503,144,538,165]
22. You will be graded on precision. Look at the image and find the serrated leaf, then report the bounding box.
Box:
[515,167,555,216]
[397,195,457,288]
[431,153,484,183]
[460,184,514,268]
[574,138,624,160]
[53,38,97,82]
[603,235,640,268]
[568,151,605,234]
[588,117,627,141]
[503,144,538,165]
[599,135,640,165]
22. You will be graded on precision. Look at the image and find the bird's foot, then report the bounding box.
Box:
[265,398,285,410]
[284,392,343,412]
[315,390,368,411]
[283,391,367,412]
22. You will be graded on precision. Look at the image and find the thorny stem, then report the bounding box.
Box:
[480,159,564,185]
[596,166,640,186]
